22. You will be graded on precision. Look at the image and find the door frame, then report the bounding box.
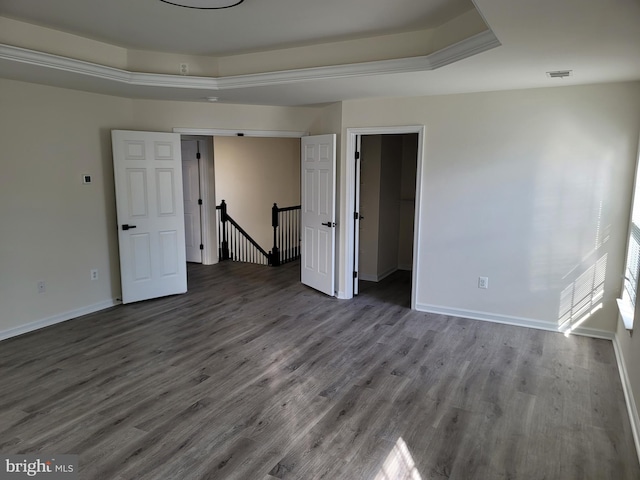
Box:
[180,136,215,264]
[344,126,425,309]
[174,128,308,264]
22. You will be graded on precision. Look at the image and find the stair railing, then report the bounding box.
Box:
[271,203,301,266]
[216,200,271,266]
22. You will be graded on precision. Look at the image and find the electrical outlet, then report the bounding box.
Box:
[37,281,46,293]
[179,63,188,75]
[478,276,489,289]
[91,269,98,281]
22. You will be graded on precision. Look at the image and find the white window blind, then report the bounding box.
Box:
[620,140,640,329]
[623,223,640,306]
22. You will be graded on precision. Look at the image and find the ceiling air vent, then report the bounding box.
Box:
[546,70,573,79]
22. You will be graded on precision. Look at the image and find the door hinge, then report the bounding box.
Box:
[354,212,359,220]
[198,199,203,205]
[355,151,360,160]
[196,152,201,160]
[200,244,204,250]
[353,271,358,279]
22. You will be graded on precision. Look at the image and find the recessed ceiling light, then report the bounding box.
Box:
[205,96,219,102]
[546,70,573,79]
[159,0,243,9]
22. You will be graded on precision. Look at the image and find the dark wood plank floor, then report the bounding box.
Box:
[1,261,638,479]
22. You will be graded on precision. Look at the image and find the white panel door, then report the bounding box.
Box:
[353,135,362,295]
[112,130,187,304]
[301,134,336,296]
[181,140,203,263]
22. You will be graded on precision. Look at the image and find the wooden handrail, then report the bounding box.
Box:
[217,200,270,265]
[216,200,300,266]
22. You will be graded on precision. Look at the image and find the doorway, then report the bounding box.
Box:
[357,134,418,293]
[345,126,425,308]
[180,136,216,265]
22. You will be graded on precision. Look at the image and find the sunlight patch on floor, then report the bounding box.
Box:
[373,437,422,480]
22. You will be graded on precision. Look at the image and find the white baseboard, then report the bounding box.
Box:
[415,303,614,339]
[377,267,397,282]
[359,273,377,282]
[570,325,615,340]
[613,335,640,466]
[359,267,398,283]
[0,299,119,342]
[416,303,561,331]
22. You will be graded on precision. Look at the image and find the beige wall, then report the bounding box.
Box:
[398,134,418,270]
[0,79,323,338]
[359,135,382,280]
[213,136,301,251]
[0,17,128,69]
[377,136,402,279]
[131,98,320,133]
[341,82,640,334]
[0,79,134,335]
[359,134,415,281]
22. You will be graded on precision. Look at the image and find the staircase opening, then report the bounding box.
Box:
[216,200,301,266]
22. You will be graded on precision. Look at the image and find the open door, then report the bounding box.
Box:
[353,135,362,295]
[112,130,187,304]
[301,134,336,296]
[181,139,203,263]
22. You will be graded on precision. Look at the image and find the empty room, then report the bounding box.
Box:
[1,0,640,478]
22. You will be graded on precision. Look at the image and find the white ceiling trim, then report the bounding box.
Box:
[173,128,307,137]
[217,31,500,88]
[0,30,499,96]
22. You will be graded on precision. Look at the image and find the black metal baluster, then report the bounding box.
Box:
[271,203,280,266]
[286,211,290,262]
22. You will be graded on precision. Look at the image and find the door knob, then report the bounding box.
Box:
[122,224,137,231]
[321,222,335,227]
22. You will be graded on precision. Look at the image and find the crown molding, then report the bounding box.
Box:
[172,128,307,137]
[0,29,499,96]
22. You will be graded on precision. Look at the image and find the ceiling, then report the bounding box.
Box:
[0,0,639,106]
[0,0,475,56]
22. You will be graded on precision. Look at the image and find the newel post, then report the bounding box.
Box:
[220,200,230,261]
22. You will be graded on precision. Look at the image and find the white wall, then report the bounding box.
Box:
[615,134,640,456]
[131,99,321,133]
[341,82,640,334]
[378,135,403,279]
[398,134,418,270]
[359,135,382,280]
[0,79,134,336]
[214,136,301,251]
[0,80,323,338]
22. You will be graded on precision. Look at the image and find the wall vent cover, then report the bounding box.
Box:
[546,70,573,79]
